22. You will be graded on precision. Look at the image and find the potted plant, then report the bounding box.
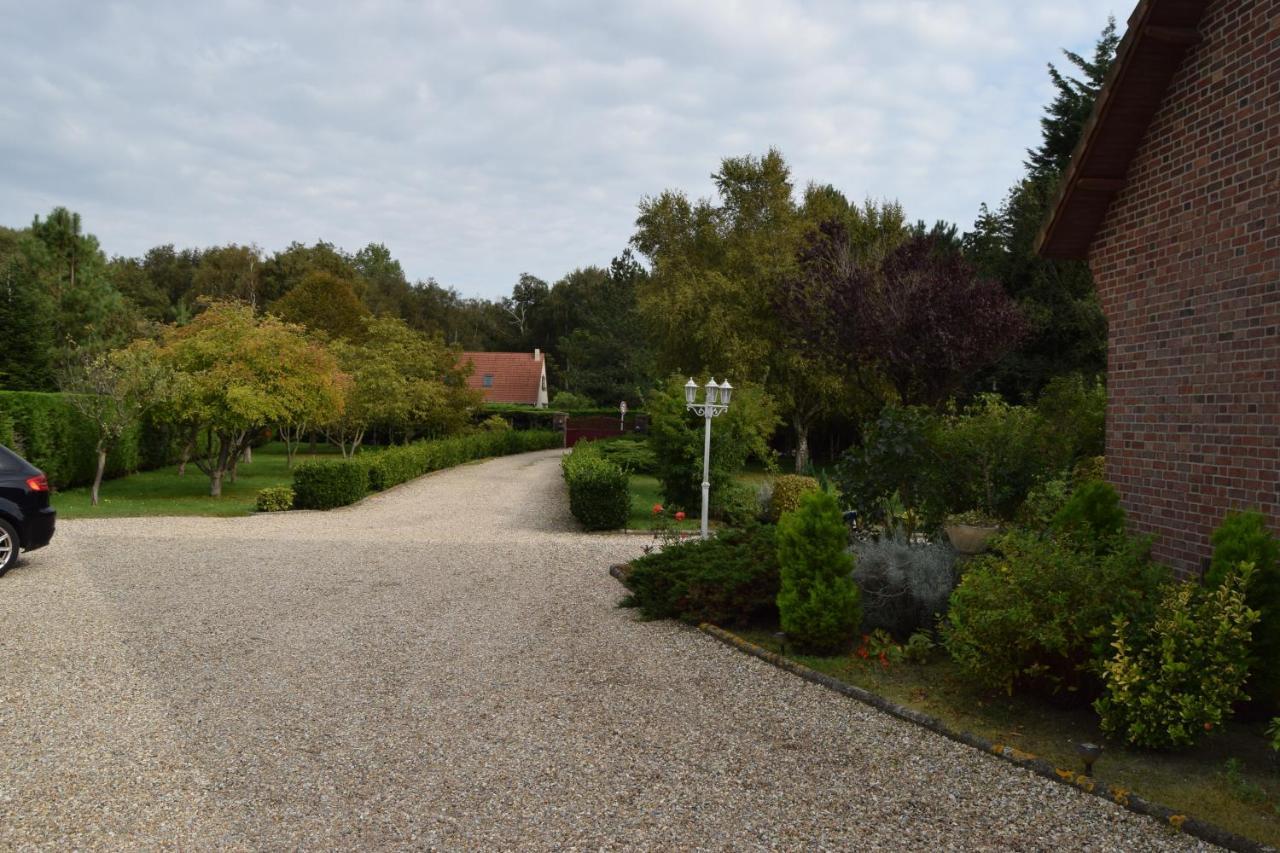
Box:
[944,509,1001,555]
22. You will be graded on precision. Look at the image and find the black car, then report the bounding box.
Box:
[0,444,56,572]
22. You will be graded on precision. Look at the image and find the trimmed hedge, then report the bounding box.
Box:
[562,441,630,530]
[292,458,370,509]
[256,486,295,512]
[0,390,179,489]
[293,429,563,510]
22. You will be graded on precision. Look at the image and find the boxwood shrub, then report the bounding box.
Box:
[292,459,369,509]
[562,442,629,530]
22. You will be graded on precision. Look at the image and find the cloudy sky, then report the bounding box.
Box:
[2,1,1118,299]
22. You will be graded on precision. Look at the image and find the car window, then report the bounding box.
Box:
[0,444,28,472]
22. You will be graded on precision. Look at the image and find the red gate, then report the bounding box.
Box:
[564,415,647,447]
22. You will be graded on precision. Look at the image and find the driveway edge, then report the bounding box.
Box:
[697,623,1275,853]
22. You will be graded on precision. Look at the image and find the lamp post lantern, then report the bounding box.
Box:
[685,377,732,539]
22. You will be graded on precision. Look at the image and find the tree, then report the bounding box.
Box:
[325,316,480,456]
[557,250,655,404]
[59,341,172,505]
[28,207,133,364]
[192,244,263,308]
[270,271,370,341]
[780,224,1025,408]
[261,241,358,306]
[963,19,1119,400]
[159,301,346,496]
[0,226,56,390]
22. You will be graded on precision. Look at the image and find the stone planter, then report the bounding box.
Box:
[944,524,1000,555]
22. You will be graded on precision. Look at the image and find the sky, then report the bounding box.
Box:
[1,1,1120,300]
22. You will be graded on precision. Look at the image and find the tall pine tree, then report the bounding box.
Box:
[964,18,1119,401]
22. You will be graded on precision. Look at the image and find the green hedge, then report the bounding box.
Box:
[365,429,562,491]
[0,390,179,489]
[293,429,563,510]
[561,441,630,530]
[292,458,370,509]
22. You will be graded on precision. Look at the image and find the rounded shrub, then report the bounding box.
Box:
[942,530,1168,698]
[775,489,861,654]
[851,535,956,638]
[292,459,369,509]
[561,442,630,530]
[256,486,295,512]
[768,474,820,522]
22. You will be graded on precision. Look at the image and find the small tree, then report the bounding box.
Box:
[60,341,172,506]
[775,489,861,654]
[159,301,346,496]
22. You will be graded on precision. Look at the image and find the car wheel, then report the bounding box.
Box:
[0,519,18,574]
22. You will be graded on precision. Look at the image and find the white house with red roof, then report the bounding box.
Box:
[459,349,549,408]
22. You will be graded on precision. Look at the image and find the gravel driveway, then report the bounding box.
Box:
[1,449,1210,850]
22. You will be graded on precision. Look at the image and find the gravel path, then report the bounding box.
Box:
[1,449,1211,850]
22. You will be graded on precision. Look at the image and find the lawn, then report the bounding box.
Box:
[626,472,772,532]
[738,629,1280,847]
[53,442,341,519]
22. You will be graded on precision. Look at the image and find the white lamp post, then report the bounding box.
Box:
[685,377,733,539]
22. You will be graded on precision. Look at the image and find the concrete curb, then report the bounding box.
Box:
[696,623,1275,853]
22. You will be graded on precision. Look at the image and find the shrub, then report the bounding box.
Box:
[478,414,512,432]
[363,430,562,492]
[851,534,956,638]
[562,442,630,530]
[902,631,936,664]
[776,490,862,654]
[550,390,595,410]
[1206,510,1280,710]
[1034,374,1107,464]
[942,530,1169,697]
[596,437,658,475]
[256,486,295,512]
[767,474,820,522]
[1051,480,1126,542]
[1095,563,1259,749]
[711,480,760,527]
[834,405,944,529]
[621,525,779,626]
[1268,718,1280,753]
[932,393,1045,521]
[292,458,369,509]
[647,375,779,510]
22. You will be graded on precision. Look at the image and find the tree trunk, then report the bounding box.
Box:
[209,437,233,497]
[91,445,107,507]
[243,446,253,464]
[178,438,193,477]
[793,415,811,474]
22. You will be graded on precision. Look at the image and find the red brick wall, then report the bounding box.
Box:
[1089,0,1280,577]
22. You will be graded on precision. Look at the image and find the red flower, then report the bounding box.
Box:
[675,511,686,521]
[856,645,869,659]
[1204,722,1214,731]
[652,503,663,515]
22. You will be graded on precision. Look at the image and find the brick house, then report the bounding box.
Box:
[1038,0,1279,576]
[460,349,549,408]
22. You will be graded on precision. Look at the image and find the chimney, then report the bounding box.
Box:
[534,348,541,360]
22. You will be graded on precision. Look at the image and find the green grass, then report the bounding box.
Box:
[738,629,1280,847]
[625,470,776,531]
[53,443,342,519]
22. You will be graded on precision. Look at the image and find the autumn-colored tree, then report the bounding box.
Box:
[158,301,346,496]
[325,316,480,456]
[59,341,173,505]
[270,271,371,341]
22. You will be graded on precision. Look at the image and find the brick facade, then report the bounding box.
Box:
[1088,0,1280,576]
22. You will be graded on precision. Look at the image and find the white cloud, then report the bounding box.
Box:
[0,0,1120,297]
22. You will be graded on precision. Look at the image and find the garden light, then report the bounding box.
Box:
[685,376,732,540]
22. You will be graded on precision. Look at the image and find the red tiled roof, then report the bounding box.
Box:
[460,351,545,405]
